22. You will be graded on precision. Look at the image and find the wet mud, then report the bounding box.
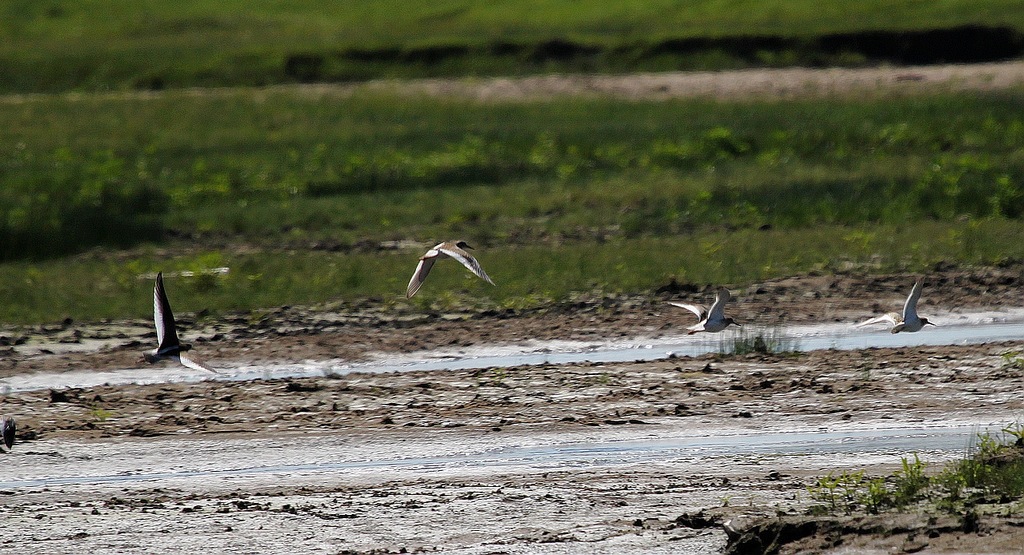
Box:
[2,268,1024,553]
[3,266,1024,379]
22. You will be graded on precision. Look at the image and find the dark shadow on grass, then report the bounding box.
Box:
[281,25,1024,84]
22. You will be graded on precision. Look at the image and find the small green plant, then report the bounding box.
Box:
[1000,350,1024,371]
[808,470,869,514]
[811,427,1024,518]
[861,476,890,514]
[933,428,1024,513]
[1002,422,1024,445]
[90,407,114,422]
[892,454,929,508]
[480,367,507,387]
[807,473,839,512]
[718,326,797,355]
[808,457,928,516]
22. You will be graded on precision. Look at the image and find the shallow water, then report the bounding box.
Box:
[0,423,998,491]
[4,308,1023,393]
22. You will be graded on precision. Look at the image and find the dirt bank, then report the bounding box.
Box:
[360,60,1024,102]
[2,340,1023,443]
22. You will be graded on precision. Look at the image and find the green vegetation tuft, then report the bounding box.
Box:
[1000,350,1024,370]
[717,326,798,356]
[809,425,1024,516]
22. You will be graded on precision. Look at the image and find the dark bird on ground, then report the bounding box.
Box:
[1,416,15,452]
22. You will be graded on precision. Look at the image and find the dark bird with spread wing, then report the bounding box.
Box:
[143,272,216,373]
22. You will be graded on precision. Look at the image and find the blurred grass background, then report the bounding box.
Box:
[2,0,1023,93]
[2,1,1024,323]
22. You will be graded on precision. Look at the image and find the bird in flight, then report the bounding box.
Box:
[406,240,495,298]
[144,272,217,372]
[668,287,740,334]
[856,279,935,333]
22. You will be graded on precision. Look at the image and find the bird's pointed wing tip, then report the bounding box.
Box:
[180,353,217,374]
[856,314,896,327]
[668,302,704,318]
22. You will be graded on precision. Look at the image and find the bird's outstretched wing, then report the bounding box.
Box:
[902,279,924,321]
[707,287,732,321]
[154,272,180,351]
[406,252,439,298]
[668,302,707,322]
[438,244,495,286]
[179,352,217,374]
[855,313,899,327]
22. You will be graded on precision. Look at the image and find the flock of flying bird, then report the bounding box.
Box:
[0,240,935,453]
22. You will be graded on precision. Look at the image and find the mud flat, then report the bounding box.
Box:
[2,269,1024,553]
[3,342,1024,553]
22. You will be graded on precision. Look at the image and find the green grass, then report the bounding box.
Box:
[2,219,1023,324]
[809,425,1024,516]
[3,86,1024,322]
[718,326,799,355]
[1,1,1023,93]
[9,0,1019,46]
[3,89,1024,259]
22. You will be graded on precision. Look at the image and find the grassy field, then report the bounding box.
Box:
[1,0,1023,93]
[4,89,1024,250]
[2,85,1024,323]
[3,2,1024,324]
[2,219,1023,324]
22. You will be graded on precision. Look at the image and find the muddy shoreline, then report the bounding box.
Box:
[3,339,1023,442]
[2,339,1023,554]
[3,265,1023,379]
[2,267,1024,553]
